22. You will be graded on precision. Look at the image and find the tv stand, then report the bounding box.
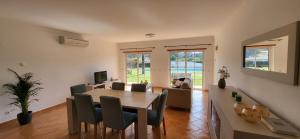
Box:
[87,83,106,90]
[94,84,105,89]
[88,79,120,90]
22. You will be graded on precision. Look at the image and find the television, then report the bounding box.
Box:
[94,71,107,84]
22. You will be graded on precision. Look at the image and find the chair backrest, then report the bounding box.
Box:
[74,95,97,123]
[131,84,146,92]
[70,84,87,96]
[156,90,168,125]
[112,82,125,91]
[100,96,125,129]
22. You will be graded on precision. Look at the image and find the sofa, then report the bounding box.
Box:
[162,78,192,110]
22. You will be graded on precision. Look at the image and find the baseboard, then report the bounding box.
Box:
[33,102,66,115]
[0,102,66,126]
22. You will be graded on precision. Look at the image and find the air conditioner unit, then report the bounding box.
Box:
[58,36,89,47]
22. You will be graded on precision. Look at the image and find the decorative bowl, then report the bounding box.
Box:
[241,107,261,123]
[234,102,247,115]
[252,104,270,118]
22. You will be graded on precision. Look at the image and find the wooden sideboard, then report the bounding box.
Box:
[208,85,300,139]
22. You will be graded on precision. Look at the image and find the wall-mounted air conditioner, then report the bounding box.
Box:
[58,36,89,47]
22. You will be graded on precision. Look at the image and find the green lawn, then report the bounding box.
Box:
[126,68,203,88]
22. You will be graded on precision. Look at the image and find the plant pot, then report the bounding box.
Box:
[218,78,226,89]
[17,111,32,125]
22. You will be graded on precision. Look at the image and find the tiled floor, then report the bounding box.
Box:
[0,90,210,139]
[162,90,210,139]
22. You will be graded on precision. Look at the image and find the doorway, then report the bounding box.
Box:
[169,50,204,89]
[125,53,151,84]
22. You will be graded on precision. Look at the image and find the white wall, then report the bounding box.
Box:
[118,36,215,90]
[215,0,300,128]
[0,18,119,123]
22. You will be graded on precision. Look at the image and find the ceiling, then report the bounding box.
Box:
[0,0,243,42]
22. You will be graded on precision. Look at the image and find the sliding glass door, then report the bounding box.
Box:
[170,50,204,89]
[126,53,151,84]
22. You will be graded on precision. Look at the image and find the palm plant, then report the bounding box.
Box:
[2,69,43,116]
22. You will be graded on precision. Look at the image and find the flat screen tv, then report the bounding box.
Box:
[94,71,107,84]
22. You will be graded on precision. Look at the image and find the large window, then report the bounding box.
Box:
[170,51,204,89]
[126,53,151,84]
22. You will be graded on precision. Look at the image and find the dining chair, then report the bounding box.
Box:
[112,82,125,91]
[70,84,87,96]
[100,96,138,139]
[147,90,168,137]
[71,84,101,107]
[131,84,147,92]
[124,83,147,113]
[74,94,102,139]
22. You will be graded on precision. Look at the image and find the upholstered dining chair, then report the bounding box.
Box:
[100,96,138,139]
[147,90,168,137]
[124,83,147,113]
[74,94,102,139]
[71,84,101,107]
[70,84,87,96]
[131,83,147,92]
[112,82,125,91]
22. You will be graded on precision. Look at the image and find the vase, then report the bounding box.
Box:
[17,111,32,125]
[218,78,226,89]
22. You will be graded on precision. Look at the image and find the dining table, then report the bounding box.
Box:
[66,88,160,139]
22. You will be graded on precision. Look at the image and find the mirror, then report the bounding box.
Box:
[244,36,288,73]
[242,21,299,85]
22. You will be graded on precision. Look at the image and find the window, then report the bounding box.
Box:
[126,53,151,84]
[170,50,204,89]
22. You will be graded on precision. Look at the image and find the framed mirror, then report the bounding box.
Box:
[242,21,300,85]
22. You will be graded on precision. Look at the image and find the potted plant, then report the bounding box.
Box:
[2,69,43,125]
[218,66,230,89]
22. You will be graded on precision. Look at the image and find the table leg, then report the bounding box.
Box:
[137,108,147,139]
[67,98,79,134]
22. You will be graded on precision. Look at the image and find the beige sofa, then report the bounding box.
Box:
[162,79,192,110]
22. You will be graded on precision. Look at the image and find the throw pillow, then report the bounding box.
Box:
[172,79,177,85]
[181,82,190,89]
[179,78,185,81]
[174,80,182,87]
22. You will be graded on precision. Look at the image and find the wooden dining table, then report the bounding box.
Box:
[66,89,160,139]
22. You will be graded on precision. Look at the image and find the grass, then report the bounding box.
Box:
[126,68,203,88]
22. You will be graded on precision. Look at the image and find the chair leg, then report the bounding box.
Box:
[102,125,106,139]
[121,129,125,139]
[99,122,102,138]
[163,118,166,136]
[78,122,82,138]
[85,122,88,133]
[134,121,138,139]
[94,123,97,139]
[154,126,161,139]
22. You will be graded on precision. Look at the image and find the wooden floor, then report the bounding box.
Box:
[0,90,210,139]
